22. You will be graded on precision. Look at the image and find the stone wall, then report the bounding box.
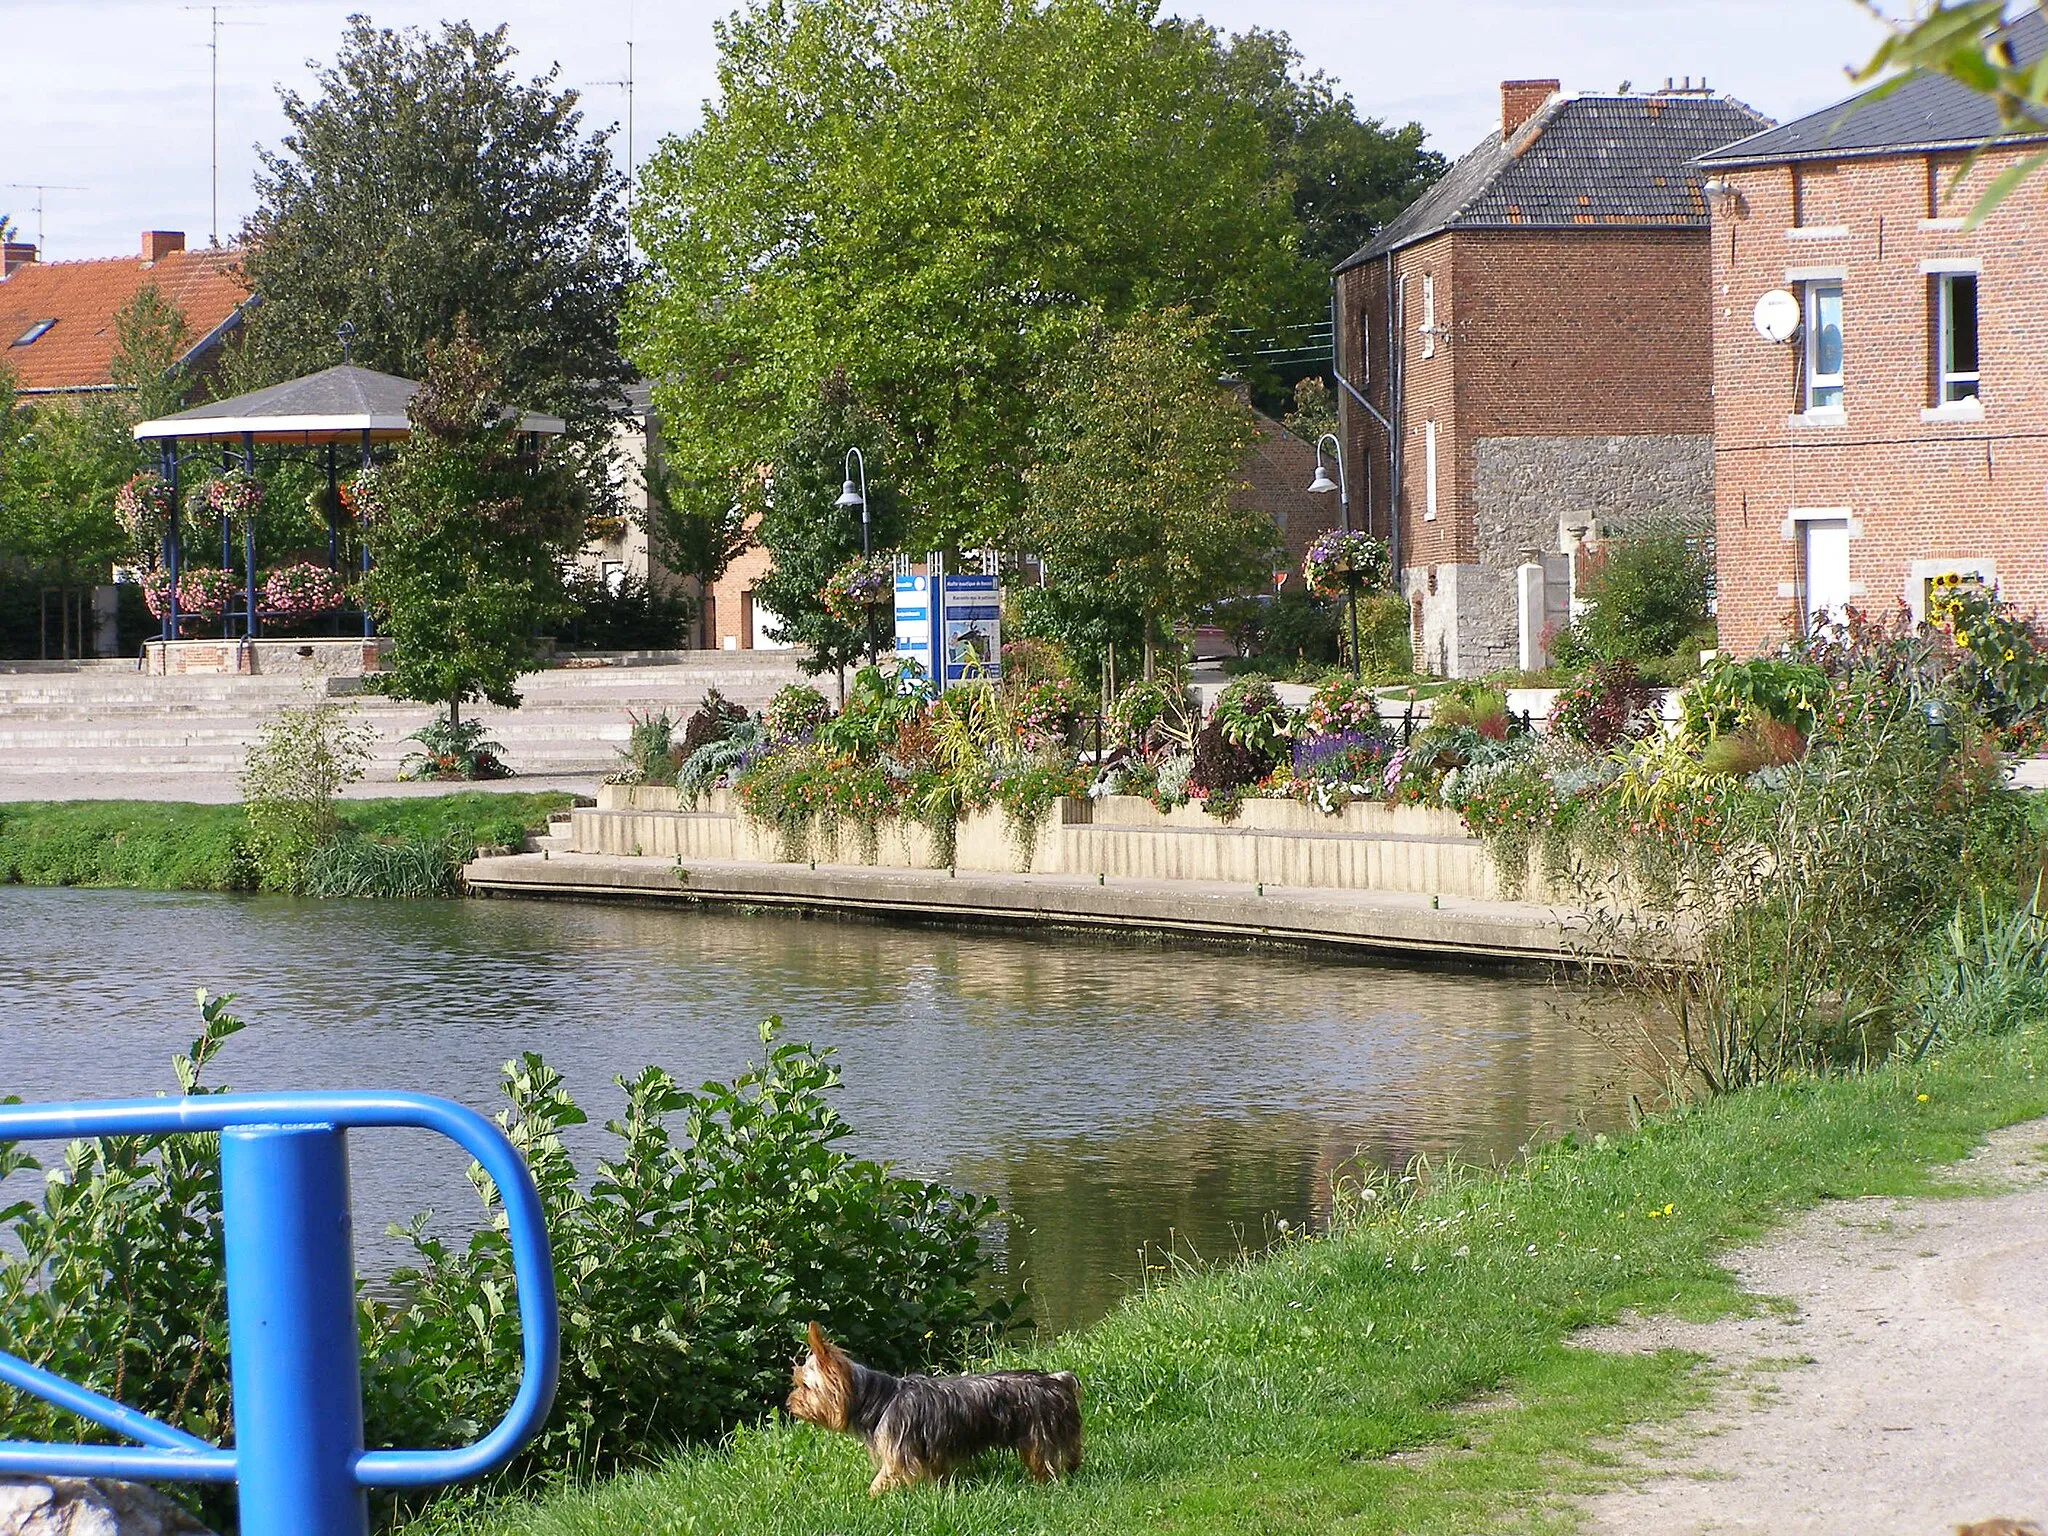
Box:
[1469,433,1712,568]
[1403,562,1521,679]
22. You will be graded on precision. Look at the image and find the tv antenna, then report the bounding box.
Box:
[0,184,88,253]
[183,4,265,245]
[594,5,637,207]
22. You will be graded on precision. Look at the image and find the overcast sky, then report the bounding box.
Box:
[3,0,1898,263]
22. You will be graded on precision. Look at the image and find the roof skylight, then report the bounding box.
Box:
[11,319,56,347]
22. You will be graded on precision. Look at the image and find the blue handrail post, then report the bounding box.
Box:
[220,1124,367,1536]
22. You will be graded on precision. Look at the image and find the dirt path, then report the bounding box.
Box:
[1578,1117,2048,1535]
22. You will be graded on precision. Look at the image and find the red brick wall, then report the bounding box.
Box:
[1710,148,2048,656]
[1338,225,1714,579]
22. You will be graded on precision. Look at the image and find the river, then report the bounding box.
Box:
[0,887,1627,1332]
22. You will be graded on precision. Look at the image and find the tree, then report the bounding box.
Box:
[358,328,583,726]
[239,19,631,443]
[1020,309,1278,678]
[629,0,1303,553]
[1215,28,1445,276]
[748,375,905,684]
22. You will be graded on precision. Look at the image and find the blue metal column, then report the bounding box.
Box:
[219,1124,368,1536]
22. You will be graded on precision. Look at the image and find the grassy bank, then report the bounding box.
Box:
[0,793,571,891]
[416,1023,2048,1536]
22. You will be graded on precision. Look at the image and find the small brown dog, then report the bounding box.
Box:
[1956,1523,2045,1536]
[785,1321,1083,1495]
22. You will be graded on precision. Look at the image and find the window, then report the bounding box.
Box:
[10,318,55,347]
[1937,273,1979,404]
[1803,282,1843,412]
[1424,420,1438,521]
[1420,274,1436,359]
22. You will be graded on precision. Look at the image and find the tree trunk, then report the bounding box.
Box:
[449,693,461,730]
[1142,616,1156,683]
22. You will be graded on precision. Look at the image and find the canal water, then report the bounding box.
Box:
[0,887,1627,1332]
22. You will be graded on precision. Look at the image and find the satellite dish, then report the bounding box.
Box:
[1753,289,1801,344]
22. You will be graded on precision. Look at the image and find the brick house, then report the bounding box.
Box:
[0,232,247,400]
[1699,13,2048,655]
[1333,81,1772,676]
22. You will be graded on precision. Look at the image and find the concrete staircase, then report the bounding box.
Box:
[0,653,804,792]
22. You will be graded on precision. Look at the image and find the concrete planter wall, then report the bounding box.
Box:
[576,786,1543,900]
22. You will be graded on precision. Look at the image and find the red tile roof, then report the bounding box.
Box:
[0,244,249,393]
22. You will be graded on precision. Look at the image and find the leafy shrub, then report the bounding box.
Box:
[1549,662,1657,752]
[241,700,372,892]
[1898,893,2048,1058]
[555,569,693,651]
[675,719,766,807]
[814,664,927,759]
[1209,677,1292,765]
[1208,591,1340,671]
[1678,657,1827,747]
[1568,534,1711,663]
[399,717,509,781]
[998,636,1074,687]
[1189,719,1265,798]
[0,1001,1018,1507]
[615,708,683,786]
[763,683,832,739]
[1108,680,1192,758]
[681,688,753,757]
[1431,686,1511,740]
[1934,583,2048,747]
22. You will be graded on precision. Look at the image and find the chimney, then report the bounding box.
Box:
[1501,79,1561,139]
[0,242,36,279]
[140,230,186,264]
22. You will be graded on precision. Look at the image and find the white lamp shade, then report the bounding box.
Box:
[1307,466,1337,495]
[835,479,865,509]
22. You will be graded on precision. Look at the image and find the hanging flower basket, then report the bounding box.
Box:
[1303,529,1390,599]
[263,562,348,619]
[142,567,240,621]
[114,472,176,555]
[820,553,896,624]
[339,468,387,527]
[203,468,266,528]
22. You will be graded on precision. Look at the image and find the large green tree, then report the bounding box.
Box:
[1215,28,1445,275]
[239,19,631,441]
[358,330,583,726]
[1020,309,1278,675]
[628,0,1303,552]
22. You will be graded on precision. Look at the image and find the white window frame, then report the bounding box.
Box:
[1420,274,1436,359]
[1936,271,1980,406]
[1802,280,1844,415]
[1424,420,1438,521]
[1904,558,1996,624]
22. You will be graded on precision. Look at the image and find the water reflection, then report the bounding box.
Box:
[0,888,1626,1331]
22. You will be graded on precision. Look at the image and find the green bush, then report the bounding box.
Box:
[241,699,372,892]
[0,1002,1018,1513]
[615,708,684,786]
[555,569,693,652]
[0,802,254,890]
[1564,534,1710,664]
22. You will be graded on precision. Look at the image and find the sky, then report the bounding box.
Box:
[2,0,1901,264]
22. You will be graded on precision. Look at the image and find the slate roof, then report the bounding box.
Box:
[0,245,248,392]
[134,363,565,442]
[1700,10,2048,166]
[1338,92,1775,271]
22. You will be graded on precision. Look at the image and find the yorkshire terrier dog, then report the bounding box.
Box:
[1956,1522,2045,1536]
[785,1322,1083,1495]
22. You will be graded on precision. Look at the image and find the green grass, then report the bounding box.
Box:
[407,1023,2048,1536]
[0,793,571,892]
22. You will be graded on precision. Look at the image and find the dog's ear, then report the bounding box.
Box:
[807,1320,828,1360]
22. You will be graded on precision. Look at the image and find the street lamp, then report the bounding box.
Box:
[1308,433,1362,676]
[835,447,877,664]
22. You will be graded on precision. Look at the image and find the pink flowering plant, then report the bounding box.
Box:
[263,563,348,620]
[114,472,177,556]
[142,566,240,621]
[1302,530,1390,598]
[1300,673,1380,739]
[203,469,265,528]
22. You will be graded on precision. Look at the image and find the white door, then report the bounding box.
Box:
[1802,519,1851,633]
[748,591,793,651]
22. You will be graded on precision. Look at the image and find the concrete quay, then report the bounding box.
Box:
[463,850,1601,965]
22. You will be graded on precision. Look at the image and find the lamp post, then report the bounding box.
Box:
[835,448,877,665]
[1308,434,1362,676]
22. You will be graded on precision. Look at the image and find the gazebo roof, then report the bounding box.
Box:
[133,364,567,444]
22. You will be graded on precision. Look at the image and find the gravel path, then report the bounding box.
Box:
[1577,1118,2048,1535]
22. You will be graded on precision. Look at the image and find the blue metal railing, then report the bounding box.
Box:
[0,1091,560,1536]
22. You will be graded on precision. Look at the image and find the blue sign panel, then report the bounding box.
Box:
[894,571,1001,688]
[894,572,935,684]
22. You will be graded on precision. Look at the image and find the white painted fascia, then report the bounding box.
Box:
[1780,506,1860,542]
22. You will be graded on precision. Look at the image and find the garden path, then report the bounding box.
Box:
[1578,1115,2048,1535]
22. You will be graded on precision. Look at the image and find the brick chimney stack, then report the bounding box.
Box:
[0,242,36,279]
[140,230,186,264]
[1501,79,1561,139]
